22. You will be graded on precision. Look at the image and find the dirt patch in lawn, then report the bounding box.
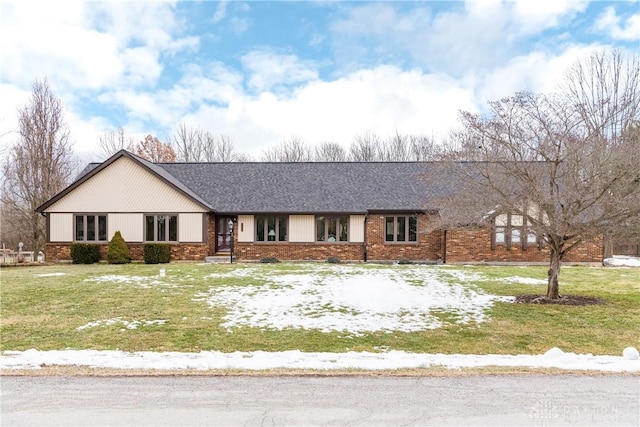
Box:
[515,294,605,306]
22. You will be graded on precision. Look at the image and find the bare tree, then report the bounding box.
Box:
[99,127,135,159]
[380,131,413,161]
[203,134,240,162]
[171,123,245,162]
[0,78,76,252]
[431,84,639,300]
[314,141,347,161]
[409,134,443,161]
[349,130,382,161]
[560,49,640,257]
[172,122,203,162]
[134,134,177,162]
[261,136,313,162]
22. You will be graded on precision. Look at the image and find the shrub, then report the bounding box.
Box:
[260,257,280,263]
[70,243,100,264]
[326,257,341,264]
[107,231,131,264]
[143,243,171,264]
[397,258,413,265]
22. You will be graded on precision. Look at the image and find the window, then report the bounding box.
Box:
[256,216,287,242]
[493,213,538,250]
[316,216,349,242]
[74,215,107,242]
[145,215,178,242]
[385,216,417,242]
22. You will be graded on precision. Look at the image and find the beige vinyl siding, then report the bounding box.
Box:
[237,215,254,242]
[289,215,314,242]
[178,213,203,242]
[108,213,143,242]
[46,157,207,213]
[349,215,365,243]
[49,213,73,242]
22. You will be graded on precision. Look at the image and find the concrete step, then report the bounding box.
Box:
[205,255,234,263]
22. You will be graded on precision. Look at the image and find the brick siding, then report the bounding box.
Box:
[235,242,364,261]
[45,242,208,262]
[364,214,443,262]
[45,213,603,264]
[444,228,603,263]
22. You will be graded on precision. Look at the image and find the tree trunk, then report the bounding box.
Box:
[547,249,562,299]
[603,233,614,259]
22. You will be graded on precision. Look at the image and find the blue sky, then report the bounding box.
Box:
[1,1,638,162]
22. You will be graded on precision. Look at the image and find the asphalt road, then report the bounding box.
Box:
[1,375,639,426]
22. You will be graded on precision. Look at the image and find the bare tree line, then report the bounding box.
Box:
[99,125,445,163]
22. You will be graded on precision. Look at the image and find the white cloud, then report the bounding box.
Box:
[330,0,589,73]
[241,51,318,92]
[180,65,475,157]
[509,0,589,34]
[477,44,604,103]
[595,6,640,41]
[212,0,228,24]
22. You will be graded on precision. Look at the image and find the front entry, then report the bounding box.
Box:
[216,216,233,252]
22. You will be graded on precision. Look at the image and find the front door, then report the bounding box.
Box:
[216,217,232,252]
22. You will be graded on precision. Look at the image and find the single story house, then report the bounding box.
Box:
[36,150,603,263]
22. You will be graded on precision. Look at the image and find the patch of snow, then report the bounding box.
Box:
[502,276,547,285]
[84,275,179,289]
[1,348,638,372]
[86,275,149,284]
[194,266,513,335]
[622,347,639,360]
[35,272,66,277]
[76,318,166,331]
[603,256,640,267]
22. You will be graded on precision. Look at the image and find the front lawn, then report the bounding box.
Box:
[1,263,638,355]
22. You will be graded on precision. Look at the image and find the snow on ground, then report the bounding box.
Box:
[12,263,637,373]
[1,347,638,372]
[193,266,513,334]
[76,318,166,331]
[84,275,178,289]
[604,256,640,267]
[501,276,547,285]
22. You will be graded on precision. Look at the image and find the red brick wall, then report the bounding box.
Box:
[444,228,603,263]
[235,242,364,261]
[207,214,216,256]
[45,242,208,262]
[365,214,443,262]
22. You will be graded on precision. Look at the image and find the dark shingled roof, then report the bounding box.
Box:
[45,151,464,214]
[160,162,449,214]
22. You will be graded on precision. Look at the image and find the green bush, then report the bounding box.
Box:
[107,231,131,264]
[70,243,100,264]
[143,243,171,264]
[260,257,280,263]
[326,257,341,264]
[398,258,413,265]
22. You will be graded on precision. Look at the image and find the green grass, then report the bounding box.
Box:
[1,262,638,355]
